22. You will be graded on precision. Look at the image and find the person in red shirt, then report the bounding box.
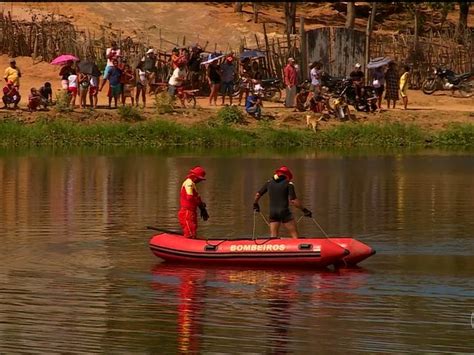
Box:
[2,80,21,109]
[283,58,298,108]
[178,166,209,238]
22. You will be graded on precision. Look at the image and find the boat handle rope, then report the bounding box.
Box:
[205,238,227,247]
[296,215,330,238]
[251,211,280,245]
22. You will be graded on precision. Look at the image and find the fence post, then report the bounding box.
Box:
[300,17,307,82]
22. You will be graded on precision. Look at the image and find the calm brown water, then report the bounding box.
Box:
[0,148,473,353]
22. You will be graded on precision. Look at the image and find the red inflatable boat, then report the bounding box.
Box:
[149,233,375,268]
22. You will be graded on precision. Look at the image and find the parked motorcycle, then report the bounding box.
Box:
[422,68,473,97]
[232,77,283,101]
[320,72,345,94]
[332,78,378,113]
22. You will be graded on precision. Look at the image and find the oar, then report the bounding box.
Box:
[146,226,182,235]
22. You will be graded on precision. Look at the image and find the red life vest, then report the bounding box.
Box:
[180,178,202,210]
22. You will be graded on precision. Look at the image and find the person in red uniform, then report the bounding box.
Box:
[178,166,209,238]
[253,166,311,238]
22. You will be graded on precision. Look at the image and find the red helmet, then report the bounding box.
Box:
[188,166,206,180]
[275,166,293,181]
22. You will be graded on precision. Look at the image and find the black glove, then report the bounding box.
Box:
[199,204,209,221]
[253,202,260,212]
[302,208,312,218]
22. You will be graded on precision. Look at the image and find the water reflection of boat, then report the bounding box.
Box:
[150,264,370,354]
[149,233,375,267]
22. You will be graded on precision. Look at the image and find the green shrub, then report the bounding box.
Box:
[117,105,144,122]
[217,105,245,124]
[54,90,72,113]
[154,92,175,114]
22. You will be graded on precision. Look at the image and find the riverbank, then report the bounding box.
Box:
[1,105,473,148]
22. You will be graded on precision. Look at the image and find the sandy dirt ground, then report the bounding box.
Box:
[1,55,473,133]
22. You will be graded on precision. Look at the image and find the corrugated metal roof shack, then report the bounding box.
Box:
[305,27,366,78]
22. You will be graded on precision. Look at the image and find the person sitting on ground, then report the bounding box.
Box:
[399,65,410,110]
[245,86,263,119]
[168,61,187,106]
[349,63,364,98]
[39,82,53,105]
[4,58,21,89]
[2,80,21,109]
[178,166,209,239]
[99,59,123,109]
[253,166,312,239]
[27,88,43,112]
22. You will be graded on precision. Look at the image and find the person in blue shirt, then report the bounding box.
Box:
[99,59,122,108]
[245,87,262,119]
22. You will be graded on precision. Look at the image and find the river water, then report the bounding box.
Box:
[0,148,473,353]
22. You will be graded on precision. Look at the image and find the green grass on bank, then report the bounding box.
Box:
[0,117,473,148]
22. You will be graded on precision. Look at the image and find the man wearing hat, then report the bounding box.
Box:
[350,63,365,99]
[220,55,235,105]
[178,166,209,238]
[283,58,297,108]
[4,59,21,89]
[253,166,312,238]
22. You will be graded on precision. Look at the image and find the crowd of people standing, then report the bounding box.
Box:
[2,38,412,114]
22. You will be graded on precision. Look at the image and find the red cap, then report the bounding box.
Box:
[275,166,293,181]
[226,56,234,62]
[188,166,206,180]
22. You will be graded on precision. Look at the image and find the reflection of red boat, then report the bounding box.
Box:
[149,234,375,267]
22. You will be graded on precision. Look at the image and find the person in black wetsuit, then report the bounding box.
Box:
[253,166,312,238]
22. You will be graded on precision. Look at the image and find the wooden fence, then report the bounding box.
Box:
[371,30,473,79]
[303,26,473,86]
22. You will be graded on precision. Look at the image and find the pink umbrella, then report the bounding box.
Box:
[50,54,79,65]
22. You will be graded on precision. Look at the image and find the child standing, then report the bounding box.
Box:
[399,65,410,110]
[88,74,99,108]
[78,71,89,109]
[67,69,78,108]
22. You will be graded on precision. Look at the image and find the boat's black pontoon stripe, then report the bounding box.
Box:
[150,245,322,259]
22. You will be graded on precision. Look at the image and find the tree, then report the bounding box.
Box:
[345,2,356,29]
[364,2,377,84]
[252,2,259,23]
[284,2,297,34]
[457,1,470,39]
[428,2,454,30]
[234,2,243,13]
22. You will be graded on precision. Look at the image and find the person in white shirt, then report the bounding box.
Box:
[309,61,322,95]
[67,70,78,108]
[105,41,121,77]
[168,63,187,105]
